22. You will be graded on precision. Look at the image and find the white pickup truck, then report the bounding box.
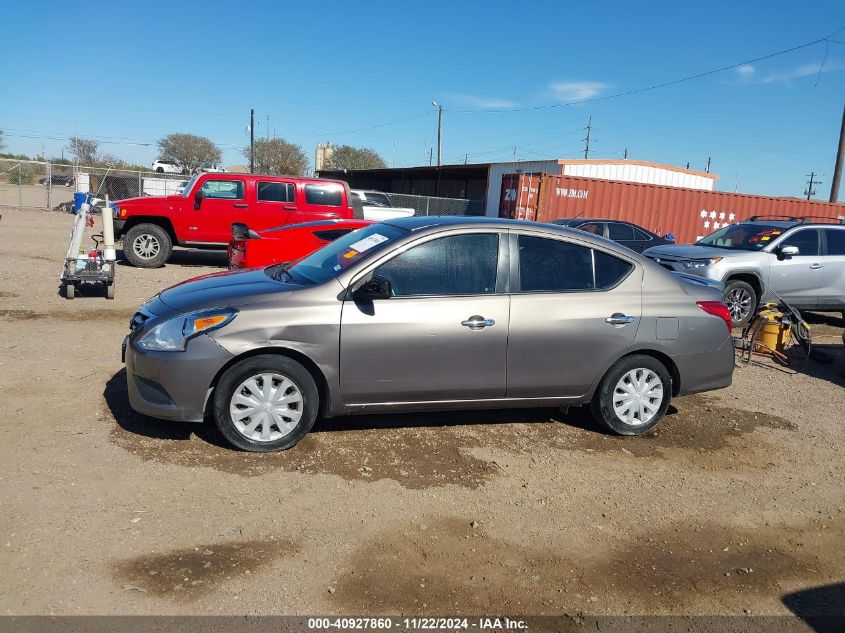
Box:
[351,189,416,221]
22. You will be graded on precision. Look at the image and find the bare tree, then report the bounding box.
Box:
[69,137,99,165]
[324,145,386,170]
[158,133,222,172]
[245,138,309,176]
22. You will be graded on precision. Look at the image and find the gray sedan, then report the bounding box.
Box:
[123,217,735,451]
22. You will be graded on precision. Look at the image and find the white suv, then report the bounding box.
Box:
[151,159,184,174]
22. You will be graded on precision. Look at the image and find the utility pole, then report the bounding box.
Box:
[266,114,270,141]
[583,115,593,159]
[249,108,255,174]
[432,102,443,166]
[705,156,711,173]
[623,148,628,159]
[805,172,821,200]
[830,103,845,203]
[428,147,433,166]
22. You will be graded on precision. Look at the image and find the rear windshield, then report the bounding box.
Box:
[696,223,786,250]
[268,223,407,286]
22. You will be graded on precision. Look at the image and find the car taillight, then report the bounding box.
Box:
[697,300,732,331]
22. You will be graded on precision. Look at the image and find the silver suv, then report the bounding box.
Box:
[643,216,845,325]
[123,217,735,452]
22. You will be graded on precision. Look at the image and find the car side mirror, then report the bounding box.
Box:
[778,245,799,259]
[194,189,205,210]
[352,275,392,300]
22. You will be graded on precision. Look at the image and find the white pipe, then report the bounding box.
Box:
[66,203,88,260]
[102,195,116,261]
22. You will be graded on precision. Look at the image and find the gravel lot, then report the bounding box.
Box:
[1,207,844,618]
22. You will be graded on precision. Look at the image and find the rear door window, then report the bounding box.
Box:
[517,235,593,292]
[304,183,343,207]
[824,229,845,255]
[257,181,295,203]
[607,222,636,241]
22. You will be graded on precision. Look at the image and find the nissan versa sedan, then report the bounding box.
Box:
[123,217,735,452]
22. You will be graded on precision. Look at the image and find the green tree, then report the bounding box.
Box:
[69,137,99,165]
[245,138,309,176]
[0,129,5,152]
[157,133,222,172]
[324,145,386,170]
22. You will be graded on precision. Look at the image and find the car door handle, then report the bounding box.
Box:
[605,313,636,325]
[284,205,297,211]
[809,263,823,269]
[233,203,248,208]
[461,315,495,330]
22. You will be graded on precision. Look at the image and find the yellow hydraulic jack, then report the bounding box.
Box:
[739,303,795,364]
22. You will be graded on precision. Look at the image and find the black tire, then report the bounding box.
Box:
[123,223,172,268]
[105,282,115,300]
[213,355,319,452]
[156,167,164,173]
[590,354,672,436]
[63,282,74,299]
[723,279,757,327]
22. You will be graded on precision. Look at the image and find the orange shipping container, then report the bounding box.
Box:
[500,174,845,244]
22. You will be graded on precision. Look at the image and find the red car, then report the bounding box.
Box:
[227,219,373,270]
[114,173,363,268]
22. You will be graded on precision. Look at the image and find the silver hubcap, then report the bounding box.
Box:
[229,373,304,442]
[613,368,664,426]
[725,287,752,323]
[133,234,160,260]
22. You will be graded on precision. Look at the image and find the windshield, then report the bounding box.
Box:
[696,223,787,250]
[269,223,407,286]
[180,174,200,196]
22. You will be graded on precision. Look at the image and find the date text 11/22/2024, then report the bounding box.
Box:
[306,617,527,631]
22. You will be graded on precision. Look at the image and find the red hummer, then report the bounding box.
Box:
[113,173,362,267]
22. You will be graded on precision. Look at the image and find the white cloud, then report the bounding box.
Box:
[446,94,518,109]
[759,60,845,84]
[549,81,607,102]
[735,64,756,80]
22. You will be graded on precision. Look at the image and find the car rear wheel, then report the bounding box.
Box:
[591,354,671,435]
[723,280,756,327]
[123,223,172,268]
[213,355,319,452]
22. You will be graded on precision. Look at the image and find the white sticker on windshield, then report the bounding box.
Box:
[348,233,389,253]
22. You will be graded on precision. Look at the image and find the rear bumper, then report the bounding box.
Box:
[124,334,233,423]
[673,335,735,396]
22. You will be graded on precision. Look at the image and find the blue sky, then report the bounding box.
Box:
[1,0,843,197]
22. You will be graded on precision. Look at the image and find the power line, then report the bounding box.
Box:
[444,28,845,114]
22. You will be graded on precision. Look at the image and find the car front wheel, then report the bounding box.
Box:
[213,355,319,452]
[723,280,757,327]
[591,354,671,435]
[123,223,172,268]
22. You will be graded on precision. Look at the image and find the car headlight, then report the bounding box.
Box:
[136,308,237,352]
[682,257,723,269]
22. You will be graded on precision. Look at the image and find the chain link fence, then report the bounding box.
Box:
[0,159,190,210]
[386,193,484,216]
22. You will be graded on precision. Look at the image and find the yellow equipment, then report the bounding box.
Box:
[751,304,792,354]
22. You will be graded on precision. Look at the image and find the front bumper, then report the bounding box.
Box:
[113,218,126,239]
[124,334,233,422]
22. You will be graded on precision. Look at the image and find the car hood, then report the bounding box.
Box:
[643,244,737,259]
[116,195,183,208]
[158,268,293,313]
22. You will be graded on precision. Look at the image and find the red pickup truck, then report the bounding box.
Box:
[114,173,362,267]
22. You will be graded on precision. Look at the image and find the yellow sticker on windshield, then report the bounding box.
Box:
[761,236,771,241]
[343,250,358,259]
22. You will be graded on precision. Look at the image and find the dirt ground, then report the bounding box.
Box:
[0,206,844,618]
